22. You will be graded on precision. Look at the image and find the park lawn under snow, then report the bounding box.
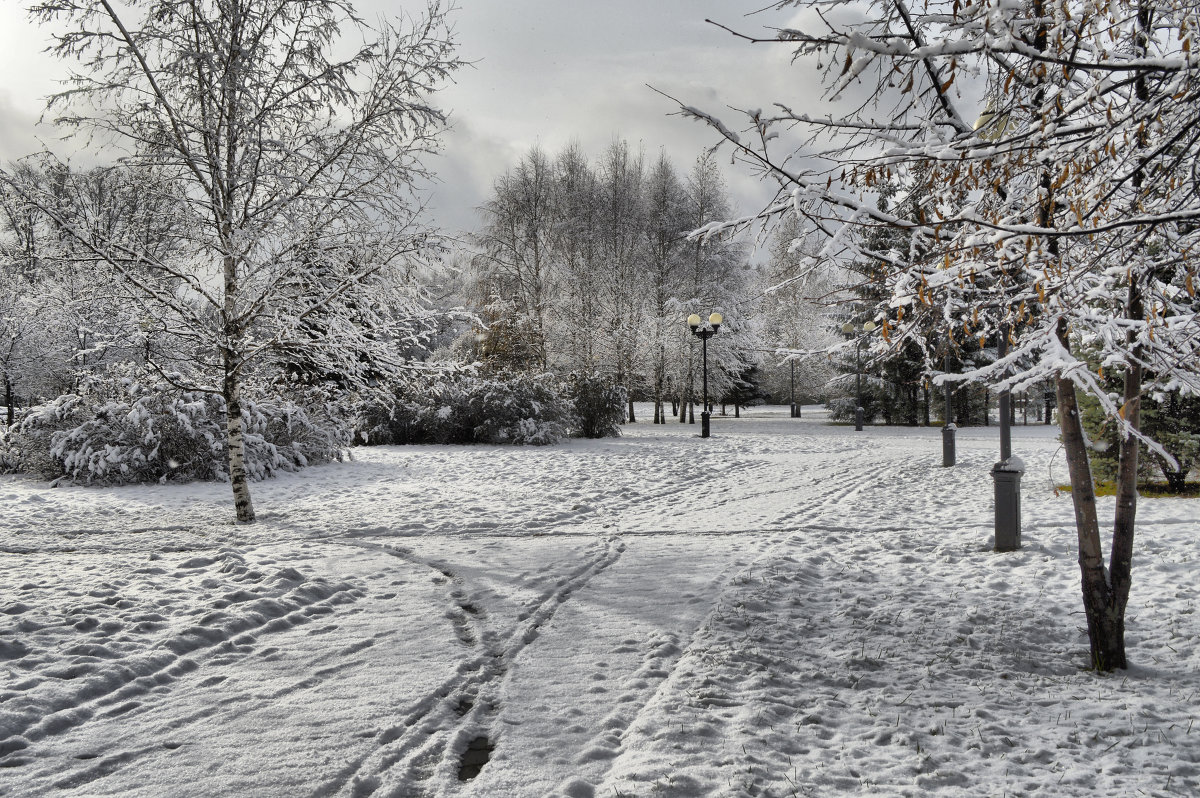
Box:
[1,405,1198,798]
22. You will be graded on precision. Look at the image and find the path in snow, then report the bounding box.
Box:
[2,406,1197,797]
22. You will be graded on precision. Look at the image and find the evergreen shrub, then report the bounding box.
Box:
[0,370,345,485]
[568,374,626,439]
[1080,387,1200,492]
[360,372,573,446]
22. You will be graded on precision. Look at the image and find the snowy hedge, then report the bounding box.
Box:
[0,374,346,485]
[361,372,572,446]
[360,372,625,446]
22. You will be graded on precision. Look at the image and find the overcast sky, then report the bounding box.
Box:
[0,1,812,244]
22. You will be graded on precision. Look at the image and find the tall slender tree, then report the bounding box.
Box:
[6,0,459,523]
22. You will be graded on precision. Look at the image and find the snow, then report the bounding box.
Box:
[995,454,1025,472]
[2,405,1198,797]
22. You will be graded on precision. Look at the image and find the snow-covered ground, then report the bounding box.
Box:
[2,405,1197,797]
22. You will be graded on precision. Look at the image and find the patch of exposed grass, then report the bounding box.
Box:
[1055,481,1200,498]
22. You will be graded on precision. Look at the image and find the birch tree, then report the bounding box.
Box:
[685,0,1200,669]
[595,140,649,421]
[678,152,751,419]
[643,152,690,423]
[7,0,459,523]
[474,147,557,371]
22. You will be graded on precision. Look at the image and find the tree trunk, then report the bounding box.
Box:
[1163,469,1186,493]
[4,375,13,427]
[222,241,255,524]
[653,366,663,424]
[627,395,636,423]
[1095,1,1153,670]
[1055,320,1122,670]
[1107,280,1145,671]
[223,358,256,524]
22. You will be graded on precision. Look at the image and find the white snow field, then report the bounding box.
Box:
[2,405,1198,798]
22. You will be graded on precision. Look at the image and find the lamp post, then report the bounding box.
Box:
[790,359,801,418]
[841,320,877,431]
[942,350,956,467]
[688,312,723,438]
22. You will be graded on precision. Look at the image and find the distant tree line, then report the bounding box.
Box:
[466,141,762,423]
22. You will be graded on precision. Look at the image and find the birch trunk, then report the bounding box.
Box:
[1097,0,1153,670]
[222,243,255,524]
[223,358,256,524]
[1055,320,1121,669]
[4,374,13,427]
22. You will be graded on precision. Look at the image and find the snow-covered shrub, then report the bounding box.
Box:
[0,371,346,485]
[466,373,571,445]
[825,395,876,424]
[239,399,349,480]
[0,419,37,475]
[359,372,571,446]
[567,375,625,439]
[357,373,472,445]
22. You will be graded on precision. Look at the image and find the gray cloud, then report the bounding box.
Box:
[0,92,43,164]
[2,1,825,249]
[420,0,820,242]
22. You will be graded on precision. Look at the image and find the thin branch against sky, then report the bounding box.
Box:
[0,1,824,239]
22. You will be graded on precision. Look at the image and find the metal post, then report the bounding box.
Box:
[993,326,1021,551]
[854,337,864,431]
[942,351,956,467]
[790,360,797,418]
[993,465,1023,551]
[701,332,711,438]
[998,331,1010,461]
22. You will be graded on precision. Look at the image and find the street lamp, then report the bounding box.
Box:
[688,312,723,438]
[841,320,877,431]
[942,350,956,467]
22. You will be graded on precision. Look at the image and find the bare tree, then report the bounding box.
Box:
[643,152,690,423]
[474,147,557,371]
[684,0,1200,669]
[6,0,460,522]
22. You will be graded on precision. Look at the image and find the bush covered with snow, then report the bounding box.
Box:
[0,372,346,485]
[567,374,626,439]
[361,371,577,446]
[825,395,879,425]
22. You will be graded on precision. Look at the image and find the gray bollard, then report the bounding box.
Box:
[992,457,1024,551]
[942,423,956,467]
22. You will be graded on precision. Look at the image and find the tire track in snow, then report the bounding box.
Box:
[341,451,784,539]
[547,529,797,798]
[356,541,489,649]
[0,557,365,792]
[312,534,627,798]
